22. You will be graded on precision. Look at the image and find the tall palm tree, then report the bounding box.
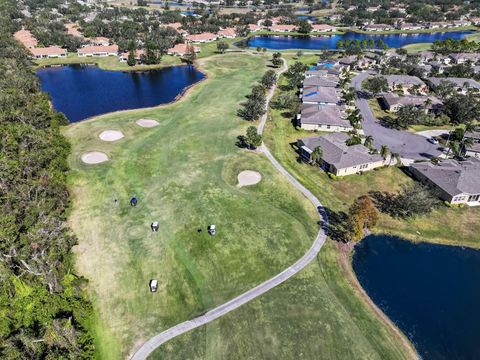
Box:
[364,135,374,149]
[310,146,323,165]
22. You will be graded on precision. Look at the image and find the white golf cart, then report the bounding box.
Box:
[149,279,158,292]
[208,224,216,236]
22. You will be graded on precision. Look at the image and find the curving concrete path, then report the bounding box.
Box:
[130,58,328,360]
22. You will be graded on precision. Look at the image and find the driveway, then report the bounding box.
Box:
[352,72,444,160]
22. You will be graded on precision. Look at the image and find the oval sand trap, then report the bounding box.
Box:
[99,130,124,142]
[237,170,262,188]
[136,119,159,128]
[81,151,109,164]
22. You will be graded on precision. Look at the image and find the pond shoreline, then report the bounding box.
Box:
[338,241,419,359]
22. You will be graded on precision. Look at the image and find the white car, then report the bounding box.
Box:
[149,279,158,292]
[427,137,439,145]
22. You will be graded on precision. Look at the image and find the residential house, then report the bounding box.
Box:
[217,28,237,38]
[78,44,119,56]
[13,28,37,48]
[449,53,480,64]
[384,75,428,94]
[311,24,336,32]
[118,49,145,62]
[452,19,471,27]
[380,93,443,113]
[302,75,339,88]
[409,158,480,206]
[427,77,480,94]
[336,55,357,71]
[396,22,423,31]
[430,61,448,74]
[30,46,67,59]
[65,23,83,38]
[167,42,201,56]
[301,86,342,105]
[248,24,262,32]
[298,104,353,132]
[464,130,480,158]
[88,36,110,46]
[186,32,217,43]
[297,132,385,176]
[362,24,392,31]
[428,21,451,29]
[270,24,297,32]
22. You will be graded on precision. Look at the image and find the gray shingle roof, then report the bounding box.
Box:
[300,104,351,127]
[299,133,383,170]
[381,94,442,108]
[303,75,339,88]
[427,77,480,90]
[384,75,426,87]
[302,86,341,104]
[410,158,480,197]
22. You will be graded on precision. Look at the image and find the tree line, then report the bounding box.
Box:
[0,1,94,358]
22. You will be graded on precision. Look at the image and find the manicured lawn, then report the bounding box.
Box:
[152,242,413,360]
[402,43,432,53]
[66,52,415,360]
[35,52,182,71]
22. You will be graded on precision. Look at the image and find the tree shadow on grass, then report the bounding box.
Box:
[322,207,351,243]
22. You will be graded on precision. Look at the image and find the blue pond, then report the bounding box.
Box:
[353,235,480,359]
[247,31,474,50]
[37,64,204,122]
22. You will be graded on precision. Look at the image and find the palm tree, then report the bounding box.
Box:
[310,146,323,165]
[380,145,389,160]
[364,135,374,149]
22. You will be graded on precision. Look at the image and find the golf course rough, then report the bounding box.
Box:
[65,54,413,360]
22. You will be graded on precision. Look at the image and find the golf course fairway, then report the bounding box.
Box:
[65,53,412,359]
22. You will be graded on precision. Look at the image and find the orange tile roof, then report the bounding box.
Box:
[218,27,236,37]
[270,24,297,32]
[168,43,200,54]
[66,23,83,37]
[14,29,37,48]
[30,46,67,56]
[186,32,217,42]
[78,44,119,54]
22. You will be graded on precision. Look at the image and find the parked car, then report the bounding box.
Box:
[427,137,439,144]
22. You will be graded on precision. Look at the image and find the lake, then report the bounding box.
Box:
[37,64,204,122]
[353,235,480,359]
[247,31,475,50]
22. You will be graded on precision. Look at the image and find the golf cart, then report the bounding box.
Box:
[149,279,158,292]
[208,224,216,236]
[151,221,159,232]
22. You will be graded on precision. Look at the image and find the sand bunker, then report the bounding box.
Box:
[237,170,262,188]
[99,130,124,142]
[81,151,109,164]
[136,119,159,128]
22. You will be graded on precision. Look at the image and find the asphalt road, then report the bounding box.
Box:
[130,59,329,360]
[352,72,444,160]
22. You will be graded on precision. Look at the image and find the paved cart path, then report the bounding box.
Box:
[130,59,329,360]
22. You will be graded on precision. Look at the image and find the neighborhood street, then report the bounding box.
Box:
[130,59,329,360]
[352,72,444,160]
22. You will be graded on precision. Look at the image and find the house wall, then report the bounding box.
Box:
[300,123,353,132]
[332,159,385,176]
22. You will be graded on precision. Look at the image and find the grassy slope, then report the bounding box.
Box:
[35,52,182,71]
[65,53,322,359]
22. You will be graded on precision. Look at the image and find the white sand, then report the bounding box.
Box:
[237,170,262,188]
[136,119,159,128]
[81,151,109,164]
[99,130,124,142]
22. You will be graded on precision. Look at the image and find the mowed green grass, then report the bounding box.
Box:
[151,241,413,360]
[65,53,321,359]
